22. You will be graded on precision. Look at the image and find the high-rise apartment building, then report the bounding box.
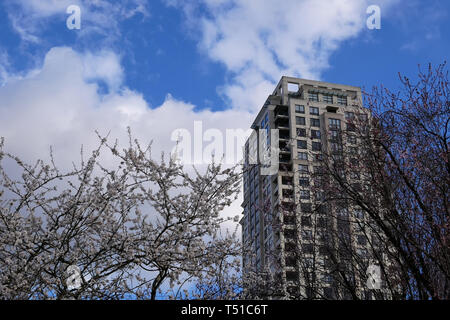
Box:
[241,77,390,300]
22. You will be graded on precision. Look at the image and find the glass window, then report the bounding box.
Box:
[301,216,312,227]
[338,208,349,217]
[355,209,364,220]
[348,135,356,144]
[331,142,341,152]
[323,274,333,284]
[312,142,322,151]
[350,171,360,180]
[301,203,312,212]
[299,177,309,187]
[311,130,321,139]
[284,215,296,225]
[286,271,299,281]
[295,105,305,113]
[337,96,347,106]
[329,118,341,129]
[284,229,297,240]
[357,235,367,246]
[302,229,312,240]
[311,118,320,127]
[359,113,368,121]
[314,153,323,161]
[296,116,306,125]
[297,128,306,137]
[345,112,355,120]
[347,122,356,132]
[330,130,340,139]
[308,93,319,102]
[297,140,307,149]
[298,152,308,160]
[309,106,319,115]
[357,248,368,258]
[315,192,325,203]
[261,113,268,128]
[298,164,309,173]
[323,94,333,103]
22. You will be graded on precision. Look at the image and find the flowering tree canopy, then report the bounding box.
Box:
[0,130,242,299]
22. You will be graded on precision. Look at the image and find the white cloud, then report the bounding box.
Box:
[167,0,399,111]
[81,50,124,91]
[0,51,10,86]
[0,46,252,229]
[16,0,75,16]
[0,47,253,166]
[5,0,150,43]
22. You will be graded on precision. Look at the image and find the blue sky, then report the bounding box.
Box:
[0,1,228,109]
[0,0,448,168]
[1,0,448,110]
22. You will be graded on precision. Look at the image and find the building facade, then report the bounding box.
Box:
[241,77,390,300]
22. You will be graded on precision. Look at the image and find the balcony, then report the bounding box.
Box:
[279,139,289,149]
[281,176,293,186]
[274,117,289,129]
[279,154,291,164]
[282,188,294,199]
[274,104,288,116]
[326,105,339,113]
[279,162,292,172]
[274,110,289,118]
[279,148,291,155]
[279,132,290,141]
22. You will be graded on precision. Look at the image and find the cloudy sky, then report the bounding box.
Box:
[0,0,448,184]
